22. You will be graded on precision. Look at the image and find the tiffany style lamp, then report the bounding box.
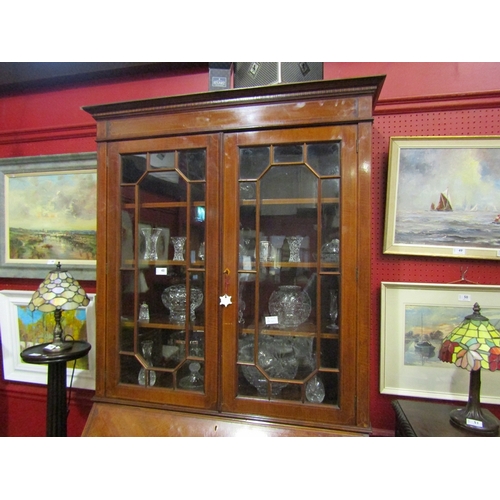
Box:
[27,262,90,353]
[438,302,500,436]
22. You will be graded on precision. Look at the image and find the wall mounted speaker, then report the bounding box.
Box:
[209,62,233,91]
[234,62,323,88]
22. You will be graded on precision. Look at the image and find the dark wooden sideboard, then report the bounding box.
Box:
[392,399,499,437]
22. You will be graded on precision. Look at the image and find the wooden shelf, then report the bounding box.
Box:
[122,318,205,331]
[241,323,340,339]
[240,197,340,206]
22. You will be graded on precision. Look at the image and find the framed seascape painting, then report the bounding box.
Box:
[383,136,500,260]
[0,290,96,390]
[0,153,97,279]
[380,282,500,404]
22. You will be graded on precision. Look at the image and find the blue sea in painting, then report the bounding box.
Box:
[395,211,500,248]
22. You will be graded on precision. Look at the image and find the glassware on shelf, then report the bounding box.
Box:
[293,337,315,373]
[141,227,163,260]
[179,362,204,390]
[171,236,187,261]
[189,330,204,357]
[259,240,269,262]
[286,235,303,262]
[306,375,325,403]
[238,298,246,325]
[240,337,298,396]
[268,285,311,329]
[138,302,150,322]
[138,339,156,386]
[198,241,205,261]
[321,238,340,263]
[239,233,254,263]
[166,330,186,362]
[327,290,339,330]
[269,235,285,264]
[161,284,203,324]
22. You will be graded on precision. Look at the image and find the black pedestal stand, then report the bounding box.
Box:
[21,341,91,437]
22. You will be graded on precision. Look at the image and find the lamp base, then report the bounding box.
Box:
[450,406,499,436]
[43,341,72,354]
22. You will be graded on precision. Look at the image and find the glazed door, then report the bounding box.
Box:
[221,126,360,426]
[103,134,220,410]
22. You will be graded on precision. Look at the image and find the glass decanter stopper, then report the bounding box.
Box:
[179,362,204,390]
[139,302,150,322]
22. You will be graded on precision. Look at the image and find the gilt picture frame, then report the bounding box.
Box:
[383,136,500,260]
[0,153,97,279]
[380,282,500,404]
[0,289,96,390]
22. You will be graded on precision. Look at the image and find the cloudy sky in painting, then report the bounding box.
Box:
[405,305,500,336]
[396,146,500,212]
[7,171,96,231]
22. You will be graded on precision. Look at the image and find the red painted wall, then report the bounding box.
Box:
[1,62,500,436]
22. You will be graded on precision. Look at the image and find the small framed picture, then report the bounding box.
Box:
[380,281,500,404]
[0,290,96,389]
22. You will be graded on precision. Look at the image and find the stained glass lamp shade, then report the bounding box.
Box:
[28,262,90,354]
[438,302,500,435]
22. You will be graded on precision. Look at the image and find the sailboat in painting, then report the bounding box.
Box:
[431,188,453,211]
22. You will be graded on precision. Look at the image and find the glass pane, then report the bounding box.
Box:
[239,228,257,273]
[150,151,175,169]
[274,144,303,163]
[191,207,205,266]
[118,144,207,395]
[178,361,204,392]
[189,271,205,327]
[320,337,339,369]
[239,146,270,179]
[179,149,206,181]
[163,330,187,368]
[120,354,140,384]
[121,208,135,267]
[321,204,340,268]
[320,372,339,405]
[260,165,317,201]
[120,269,135,322]
[189,329,204,358]
[191,183,205,203]
[322,178,339,199]
[236,138,342,408]
[122,154,146,183]
[307,142,340,176]
[120,324,134,352]
[240,181,256,201]
[237,277,254,336]
[320,274,340,331]
[140,171,186,203]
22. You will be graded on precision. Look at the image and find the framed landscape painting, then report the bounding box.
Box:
[383,136,500,260]
[380,282,500,404]
[0,153,97,279]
